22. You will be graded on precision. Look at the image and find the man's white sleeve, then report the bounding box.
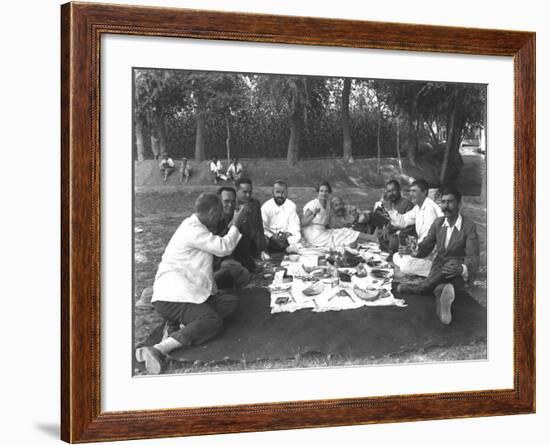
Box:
[189,226,242,256]
[389,206,417,228]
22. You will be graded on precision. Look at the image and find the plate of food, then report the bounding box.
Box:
[352,285,380,301]
[366,258,390,268]
[311,268,333,280]
[370,268,392,279]
[268,282,292,293]
[302,281,325,296]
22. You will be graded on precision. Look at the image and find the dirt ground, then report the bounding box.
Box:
[133,184,487,375]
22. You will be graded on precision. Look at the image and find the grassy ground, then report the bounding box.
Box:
[133,185,487,375]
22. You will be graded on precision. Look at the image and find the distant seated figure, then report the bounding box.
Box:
[214,186,254,288]
[159,153,175,182]
[179,157,192,183]
[236,178,270,261]
[389,179,443,277]
[302,181,378,247]
[329,196,370,230]
[397,188,480,325]
[261,180,302,253]
[371,179,415,252]
[209,155,226,184]
[226,157,243,183]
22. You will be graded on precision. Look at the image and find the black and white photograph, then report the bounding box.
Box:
[132,68,487,376]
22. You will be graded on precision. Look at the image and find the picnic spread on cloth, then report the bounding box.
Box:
[268,242,407,314]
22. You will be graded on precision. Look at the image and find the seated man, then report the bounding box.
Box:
[226,157,244,183]
[159,153,175,182]
[235,178,270,261]
[261,180,302,253]
[371,179,415,252]
[397,188,480,325]
[214,186,254,288]
[135,193,247,374]
[179,157,192,183]
[209,155,226,184]
[329,196,370,230]
[388,179,443,277]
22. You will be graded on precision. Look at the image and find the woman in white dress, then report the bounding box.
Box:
[302,181,378,247]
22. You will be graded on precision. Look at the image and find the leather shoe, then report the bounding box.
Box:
[434,283,455,325]
[135,346,166,375]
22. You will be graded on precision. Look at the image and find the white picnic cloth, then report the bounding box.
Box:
[269,245,407,314]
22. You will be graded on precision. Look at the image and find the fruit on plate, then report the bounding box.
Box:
[302,281,325,296]
[312,268,333,279]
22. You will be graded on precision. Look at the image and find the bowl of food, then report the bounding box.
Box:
[353,285,380,301]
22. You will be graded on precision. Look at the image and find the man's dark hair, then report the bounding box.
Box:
[411,179,429,193]
[273,180,288,189]
[217,186,237,197]
[315,180,333,194]
[439,186,462,202]
[211,155,217,160]
[386,179,401,190]
[235,177,252,189]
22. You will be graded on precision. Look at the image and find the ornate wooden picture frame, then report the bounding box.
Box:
[61,2,535,442]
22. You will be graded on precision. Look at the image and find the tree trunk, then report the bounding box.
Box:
[287,111,301,165]
[287,79,304,165]
[225,115,231,162]
[135,114,146,161]
[376,103,381,174]
[440,86,466,186]
[407,118,417,166]
[342,78,353,162]
[396,118,402,173]
[154,105,167,158]
[150,134,160,160]
[194,110,206,161]
[414,116,420,155]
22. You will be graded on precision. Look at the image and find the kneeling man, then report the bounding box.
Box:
[397,188,479,325]
[135,193,247,374]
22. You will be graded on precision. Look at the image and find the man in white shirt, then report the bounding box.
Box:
[261,180,302,253]
[226,157,243,182]
[209,155,226,184]
[135,193,248,374]
[159,153,175,182]
[389,179,443,277]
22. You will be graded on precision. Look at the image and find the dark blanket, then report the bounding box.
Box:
[142,288,486,364]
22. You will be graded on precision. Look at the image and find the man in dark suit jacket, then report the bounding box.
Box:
[397,187,480,325]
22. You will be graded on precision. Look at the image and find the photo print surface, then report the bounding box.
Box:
[132,67,487,376]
